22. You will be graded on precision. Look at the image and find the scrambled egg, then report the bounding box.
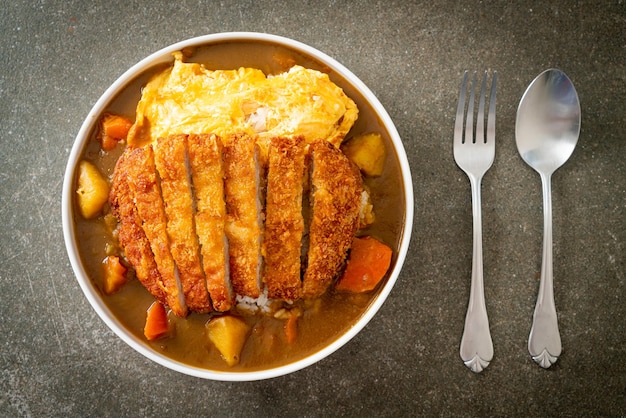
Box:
[127,52,358,156]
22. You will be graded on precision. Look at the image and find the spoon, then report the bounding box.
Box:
[515,69,581,368]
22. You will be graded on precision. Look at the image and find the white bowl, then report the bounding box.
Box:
[62,32,413,381]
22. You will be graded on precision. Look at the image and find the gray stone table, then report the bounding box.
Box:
[1,1,624,416]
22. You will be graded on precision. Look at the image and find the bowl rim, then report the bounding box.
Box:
[62,31,414,381]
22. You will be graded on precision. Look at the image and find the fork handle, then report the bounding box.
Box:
[460,174,494,373]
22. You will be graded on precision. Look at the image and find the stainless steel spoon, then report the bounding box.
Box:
[515,69,580,368]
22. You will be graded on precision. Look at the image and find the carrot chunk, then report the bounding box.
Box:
[144,301,170,341]
[335,236,393,293]
[102,255,127,294]
[284,312,298,344]
[99,113,133,151]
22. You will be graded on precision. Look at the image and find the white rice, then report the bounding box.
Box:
[236,287,274,314]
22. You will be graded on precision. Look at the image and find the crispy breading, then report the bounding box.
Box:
[223,133,264,298]
[109,151,166,302]
[187,133,234,312]
[155,135,211,313]
[302,140,363,299]
[125,146,188,317]
[263,136,306,301]
[112,133,366,308]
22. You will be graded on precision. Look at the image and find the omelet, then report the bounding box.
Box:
[127,52,358,158]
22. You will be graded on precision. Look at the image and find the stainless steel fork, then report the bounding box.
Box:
[454,70,497,373]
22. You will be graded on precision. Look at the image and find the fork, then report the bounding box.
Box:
[454,70,497,373]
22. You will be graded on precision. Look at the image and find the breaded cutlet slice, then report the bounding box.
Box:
[263,136,306,301]
[187,133,234,312]
[302,140,363,299]
[155,134,211,313]
[109,150,166,303]
[223,133,264,298]
[125,146,188,317]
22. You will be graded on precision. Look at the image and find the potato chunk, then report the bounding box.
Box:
[206,315,250,366]
[341,132,386,176]
[76,160,110,219]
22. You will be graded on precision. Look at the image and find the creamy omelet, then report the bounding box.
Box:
[127,52,358,157]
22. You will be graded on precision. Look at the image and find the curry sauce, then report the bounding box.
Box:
[74,41,405,371]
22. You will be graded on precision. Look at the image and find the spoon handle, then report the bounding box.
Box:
[460,174,494,373]
[528,172,562,368]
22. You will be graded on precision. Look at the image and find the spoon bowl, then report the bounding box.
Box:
[515,69,580,368]
[516,69,580,174]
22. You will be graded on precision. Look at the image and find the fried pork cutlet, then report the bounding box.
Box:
[125,146,188,317]
[155,135,211,313]
[109,151,165,302]
[187,133,234,312]
[223,133,264,298]
[263,136,306,301]
[302,140,363,299]
[111,131,367,311]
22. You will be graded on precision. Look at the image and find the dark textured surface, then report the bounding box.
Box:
[1,1,624,416]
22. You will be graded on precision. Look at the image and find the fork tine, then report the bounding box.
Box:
[465,72,477,144]
[487,71,498,143]
[476,72,488,143]
[454,71,469,146]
